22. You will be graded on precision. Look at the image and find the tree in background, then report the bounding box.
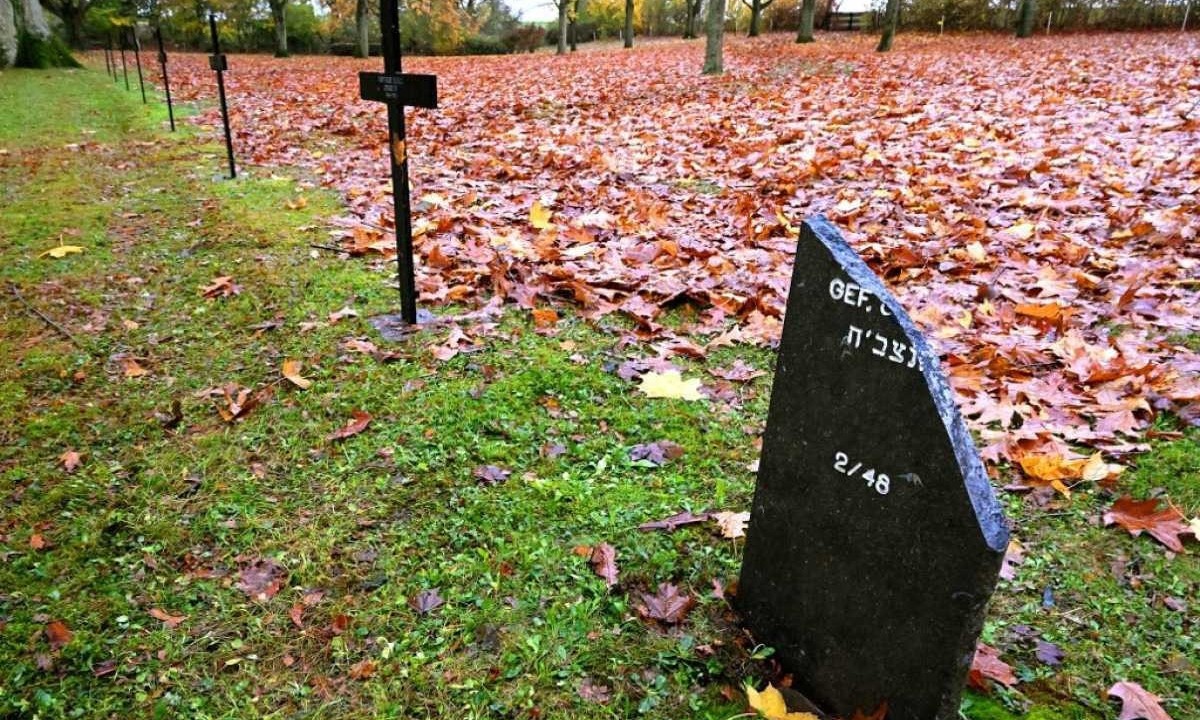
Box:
[268,0,288,55]
[554,0,567,52]
[354,0,368,55]
[795,0,814,41]
[702,0,722,73]
[682,0,700,37]
[39,0,89,47]
[742,0,771,35]
[6,0,79,66]
[877,0,899,50]
[1015,0,1035,36]
[623,0,631,45]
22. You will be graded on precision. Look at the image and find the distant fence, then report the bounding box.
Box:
[823,12,869,31]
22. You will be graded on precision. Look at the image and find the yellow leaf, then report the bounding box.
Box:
[746,683,819,720]
[1006,222,1036,240]
[1018,454,1087,483]
[120,357,149,378]
[966,241,987,263]
[281,359,312,390]
[638,371,704,401]
[1081,452,1124,483]
[529,200,554,230]
[285,196,308,210]
[39,244,85,259]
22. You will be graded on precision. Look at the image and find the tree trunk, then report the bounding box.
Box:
[270,0,288,56]
[569,0,577,51]
[0,0,16,67]
[683,0,694,37]
[354,0,368,57]
[623,0,633,47]
[702,0,724,74]
[796,0,815,42]
[876,0,899,51]
[59,2,85,48]
[748,0,763,36]
[1015,0,1035,37]
[557,0,567,54]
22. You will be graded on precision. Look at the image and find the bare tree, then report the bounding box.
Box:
[796,0,815,42]
[703,0,725,73]
[555,0,567,54]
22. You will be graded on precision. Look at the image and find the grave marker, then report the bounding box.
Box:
[208,14,236,179]
[118,30,129,91]
[738,216,1008,720]
[359,0,438,325]
[155,26,175,132]
[129,26,147,104]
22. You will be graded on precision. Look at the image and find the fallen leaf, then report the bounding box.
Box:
[348,658,376,680]
[409,588,444,615]
[289,603,304,628]
[60,450,81,472]
[45,621,72,650]
[148,608,187,628]
[1107,681,1173,720]
[635,582,694,625]
[968,643,1017,690]
[1103,496,1191,553]
[638,510,713,531]
[532,307,558,328]
[1035,639,1064,666]
[628,440,684,467]
[713,511,750,539]
[39,244,84,258]
[473,465,510,485]
[746,682,819,720]
[529,200,553,230]
[29,533,47,550]
[327,410,371,441]
[638,370,705,401]
[578,543,618,589]
[578,677,612,704]
[201,276,240,298]
[236,558,288,601]
[119,357,149,378]
[281,359,312,389]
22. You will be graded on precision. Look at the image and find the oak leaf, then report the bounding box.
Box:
[1107,681,1173,720]
[713,511,749,539]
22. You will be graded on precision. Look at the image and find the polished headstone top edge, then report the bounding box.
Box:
[800,215,1009,552]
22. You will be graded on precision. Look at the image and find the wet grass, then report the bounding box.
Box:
[0,67,1196,720]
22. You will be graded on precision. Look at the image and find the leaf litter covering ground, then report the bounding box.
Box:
[164,34,1200,486]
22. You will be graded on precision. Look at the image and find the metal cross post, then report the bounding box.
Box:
[155,27,175,132]
[358,0,438,324]
[130,26,147,104]
[208,14,236,179]
[118,29,130,90]
[107,33,118,81]
[102,39,112,76]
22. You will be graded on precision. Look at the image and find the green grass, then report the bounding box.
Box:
[1,67,1197,720]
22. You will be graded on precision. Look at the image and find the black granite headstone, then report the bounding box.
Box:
[738,216,1008,720]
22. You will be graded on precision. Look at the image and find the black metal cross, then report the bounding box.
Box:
[358,0,438,325]
[155,27,175,132]
[129,26,147,104]
[208,14,236,179]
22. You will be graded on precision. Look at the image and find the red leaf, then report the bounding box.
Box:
[968,643,1017,690]
[327,410,372,441]
[1103,496,1190,553]
[45,620,72,650]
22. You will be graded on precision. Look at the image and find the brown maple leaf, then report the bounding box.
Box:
[575,543,619,589]
[410,588,444,615]
[1103,496,1191,553]
[149,608,187,628]
[636,583,694,625]
[45,620,72,650]
[201,276,241,298]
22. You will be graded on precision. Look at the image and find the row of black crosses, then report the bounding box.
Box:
[100,25,175,133]
[198,0,435,324]
[101,1,434,326]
